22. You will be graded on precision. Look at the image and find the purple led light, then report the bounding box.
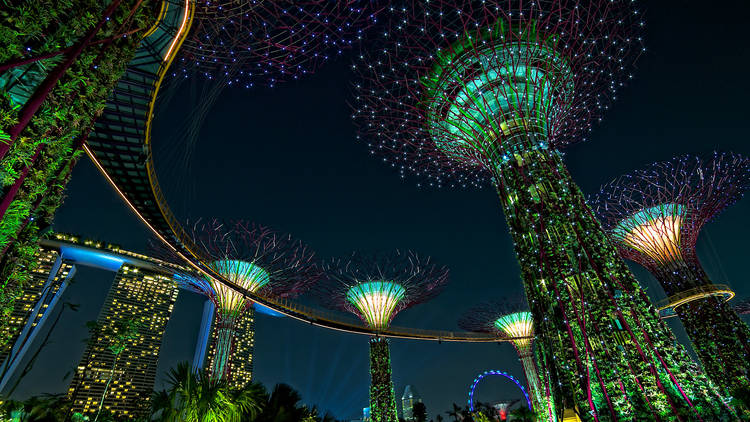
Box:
[468,370,532,412]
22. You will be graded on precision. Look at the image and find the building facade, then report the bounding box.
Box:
[401,385,421,421]
[203,307,256,388]
[67,264,179,418]
[0,247,75,392]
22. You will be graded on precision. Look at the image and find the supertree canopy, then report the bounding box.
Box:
[460,301,555,421]
[591,152,750,401]
[174,0,381,88]
[176,219,319,384]
[319,250,448,422]
[352,1,734,419]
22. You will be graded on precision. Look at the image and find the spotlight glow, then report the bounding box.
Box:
[346,281,406,330]
[613,204,683,265]
[494,311,534,351]
[209,260,270,312]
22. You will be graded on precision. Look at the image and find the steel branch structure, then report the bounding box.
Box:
[174,0,380,88]
[318,250,448,422]
[174,219,319,384]
[591,152,750,400]
[351,1,732,419]
[460,300,555,421]
[79,0,509,344]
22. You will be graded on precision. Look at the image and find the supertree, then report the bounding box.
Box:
[174,1,381,88]
[317,250,448,422]
[174,219,319,386]
[460,300,555,421]
[351,1,733,419]
[591,152,750,401]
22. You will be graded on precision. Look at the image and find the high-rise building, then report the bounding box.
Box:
[401,385,421,421]
[67,264,179,419]
[0,233,191,417]
[0,247,76,392]
[203,307,256,388]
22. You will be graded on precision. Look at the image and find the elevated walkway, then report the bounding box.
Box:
[83,0,512,343]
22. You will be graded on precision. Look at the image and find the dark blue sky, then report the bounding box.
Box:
[13,0,750,420]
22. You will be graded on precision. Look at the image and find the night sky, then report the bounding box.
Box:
[11,0,750,420]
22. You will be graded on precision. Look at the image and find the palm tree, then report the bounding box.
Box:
[305,405,338,422]
[509,406,535,422]
[255,383,311,422]
[152,361,266,422]
[413,402,427,422]
[446,403,462,422]
[0,393,73,421]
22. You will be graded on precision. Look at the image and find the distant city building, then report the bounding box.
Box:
[203,308,256,388]
[67,264,179,418]
[401,385,421,421]
[0,247,76,392]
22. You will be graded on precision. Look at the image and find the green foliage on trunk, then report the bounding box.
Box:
[0,0,159,351]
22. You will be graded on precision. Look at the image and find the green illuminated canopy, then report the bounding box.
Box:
[612,204,684,264]
[421,20,573,165]
[346,281,406,330]
[494,311,534,351]
[209,260,271,313]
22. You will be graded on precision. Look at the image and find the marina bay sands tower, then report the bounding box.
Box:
[0,234,256,419]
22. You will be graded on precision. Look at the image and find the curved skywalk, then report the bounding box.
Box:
[83,0,512,343]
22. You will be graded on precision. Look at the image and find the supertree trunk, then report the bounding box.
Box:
[492,144,732,420]
[369,337,398,422]
[534,342,559,422]
[209,312,238,382]
[516,346,555,422]
[677,298,750,400]
[654,258,750,400]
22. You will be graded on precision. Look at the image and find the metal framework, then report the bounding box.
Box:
[591,152,750,400]
[176,219,319,308]
[173,0,380,88]
[350,1,734,419]
[351,0,644,187]
[170,219,319,382]
[318,250,449,330]
[318,250,448,422]
[592,152,750,301]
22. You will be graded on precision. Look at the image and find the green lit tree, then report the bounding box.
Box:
[351,1,734,419]
[173,220,319,386]
[151,361,265,422]
[317,251,448,422]
[592,152,750,404]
